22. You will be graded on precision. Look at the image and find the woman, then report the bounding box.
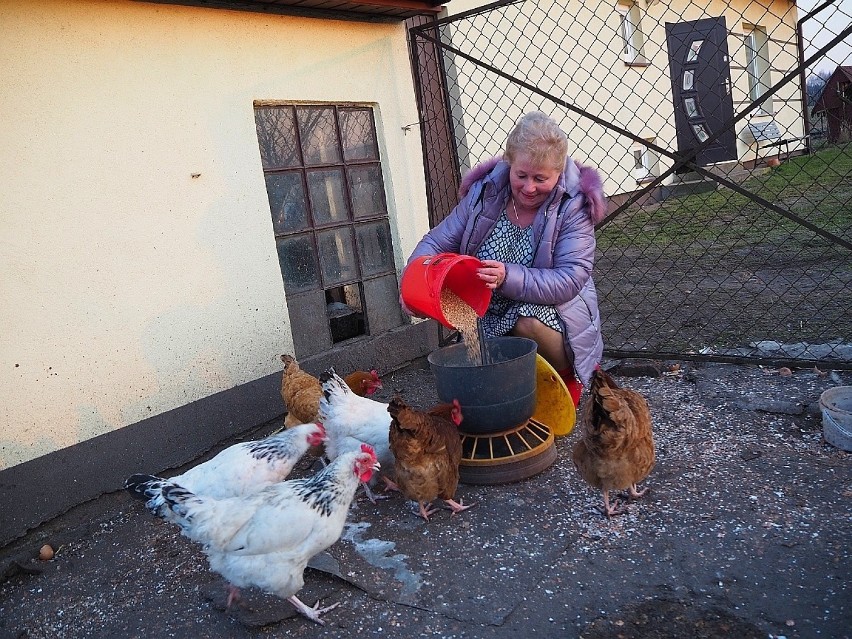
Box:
[404,111,606,406]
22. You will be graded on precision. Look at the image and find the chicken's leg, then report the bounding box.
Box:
[444,498,475,516]
[381,475,401,493]
[225,584,242,609]
[361,480,392,503]
[418,501,439,521]
[601,490,626,517]
[628,483,649,499]
[287,595,339,626]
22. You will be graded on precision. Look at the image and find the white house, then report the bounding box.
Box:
[423,0,806,208]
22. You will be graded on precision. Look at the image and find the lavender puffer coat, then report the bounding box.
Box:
[407,156,607,385]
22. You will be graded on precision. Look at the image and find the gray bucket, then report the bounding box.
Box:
[428,337,537,434]
[819,386,852,452]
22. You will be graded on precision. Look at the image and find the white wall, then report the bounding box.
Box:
[0,0,429,468]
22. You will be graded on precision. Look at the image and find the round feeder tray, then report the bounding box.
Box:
[458,418,557,485]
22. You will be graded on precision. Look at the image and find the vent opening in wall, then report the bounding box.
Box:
[327,284,365,343]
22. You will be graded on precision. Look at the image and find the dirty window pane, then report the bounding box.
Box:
[307,168,349,225]
[254,103,398,357]
[276,234,321,293]
[255,106,300,169]
[684,97,699,118]
[317,227,357,286]
[265,172,309,233]
[348,164,385,219]
[355,221,394,277]
[297,106,341,166]
[340,108,378,161]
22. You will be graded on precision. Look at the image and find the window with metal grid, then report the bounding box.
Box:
[254,104,402,356]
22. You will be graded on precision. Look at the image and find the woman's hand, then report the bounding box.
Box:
[477,260,506,290]
[399,294,426,318]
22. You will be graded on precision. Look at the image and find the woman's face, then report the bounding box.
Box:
[509,153,561,211]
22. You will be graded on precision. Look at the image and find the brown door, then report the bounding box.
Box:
[666,17,737,167]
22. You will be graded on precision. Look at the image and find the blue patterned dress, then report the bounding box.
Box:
[475,207,563,338]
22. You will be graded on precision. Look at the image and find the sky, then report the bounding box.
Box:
[797,0,852,74]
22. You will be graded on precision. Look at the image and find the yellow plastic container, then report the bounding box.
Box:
[531,354,576,436]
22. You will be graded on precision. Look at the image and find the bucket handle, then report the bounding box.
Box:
[422,253,455,299]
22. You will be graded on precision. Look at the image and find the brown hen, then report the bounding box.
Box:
[572,367,655,517]
[342,370,384,398]
[280,355,381,428]
[387,397,473,521]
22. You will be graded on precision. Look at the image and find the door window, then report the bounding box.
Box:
[686,40,704,63]
[692,124,710,142]
[684,97,699,119]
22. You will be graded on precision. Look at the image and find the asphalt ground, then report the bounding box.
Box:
[1,359,849,639]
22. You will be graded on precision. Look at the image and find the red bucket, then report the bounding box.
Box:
[400,253,492,329]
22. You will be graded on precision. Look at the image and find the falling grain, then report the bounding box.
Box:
[440,288,482,365]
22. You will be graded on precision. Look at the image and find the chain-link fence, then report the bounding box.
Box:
[410,0,852,369]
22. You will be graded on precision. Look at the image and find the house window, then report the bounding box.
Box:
[254,104,401,356]
[632,139,658,183]
[745,26,774,115]
[617,1,646,64]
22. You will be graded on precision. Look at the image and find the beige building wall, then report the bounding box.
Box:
[0,0,429,469]
[727,0,805,161]
[441,0,803,195]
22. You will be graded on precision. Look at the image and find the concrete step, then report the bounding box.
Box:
[661,176,718,199]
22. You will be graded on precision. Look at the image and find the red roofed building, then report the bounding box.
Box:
[813,66,852,143]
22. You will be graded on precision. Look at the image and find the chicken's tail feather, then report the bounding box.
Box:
[387,396,409,420]
[124,473,202,527]
[281,353,299,371]
[318,367,337,385]
[589,368,619,391]
[160,483,201,518]
[124,473,167,502]
[319,367,350,405]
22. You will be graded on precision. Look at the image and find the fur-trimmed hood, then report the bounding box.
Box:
[459,156,607,225]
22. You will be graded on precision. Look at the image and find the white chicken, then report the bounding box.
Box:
[318,368,395,499]
[124,422,326,505]
[126,444,379,625]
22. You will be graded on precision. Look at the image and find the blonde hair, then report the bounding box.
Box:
[504,111,569,171]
